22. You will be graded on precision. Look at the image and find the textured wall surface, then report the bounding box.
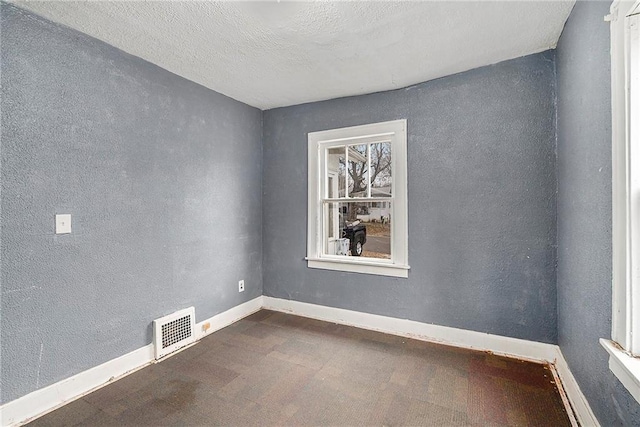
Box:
[263,52,558,344]
[556,1,640,425]
[1,4,262,404]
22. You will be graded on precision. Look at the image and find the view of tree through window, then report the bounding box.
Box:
[323,142,392,259]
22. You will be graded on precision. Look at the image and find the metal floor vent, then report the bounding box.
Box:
[153,307,196,360]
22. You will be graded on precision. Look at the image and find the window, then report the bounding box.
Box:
[306,119,409,278]
[601,0,640,404]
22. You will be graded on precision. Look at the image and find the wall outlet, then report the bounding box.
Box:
[238,280,245,293]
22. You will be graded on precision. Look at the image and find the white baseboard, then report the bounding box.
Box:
[262,296,599,426]
[0,296,263,427]
[262,296,557,362]
[195,296,263,339]
[552,347,600,427]
[0,344,154,427]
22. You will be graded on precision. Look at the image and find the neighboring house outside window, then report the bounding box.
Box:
[306,119,409,278]
[601,0,640,404]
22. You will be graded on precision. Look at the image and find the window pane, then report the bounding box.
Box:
[326,146,346,198]
[347,144,368,198]
[323,201,391,259]
[370,142,392,197]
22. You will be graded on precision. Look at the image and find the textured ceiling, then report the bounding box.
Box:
[11,1,575,110]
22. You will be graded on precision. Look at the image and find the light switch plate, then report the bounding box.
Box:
[55,214,71,234]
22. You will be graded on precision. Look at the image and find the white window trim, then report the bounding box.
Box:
[306,119,409,278]
[603,0,640,404]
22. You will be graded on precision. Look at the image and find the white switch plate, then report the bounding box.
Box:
[55,214,71,234]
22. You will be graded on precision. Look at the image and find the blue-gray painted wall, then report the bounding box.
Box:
[556,1,640,425]
[1,4,263,404]
[5,2,638,423]
[262,52,558,345]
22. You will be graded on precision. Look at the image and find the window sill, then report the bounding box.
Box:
[600,338,640,404]
[306,257,410,278]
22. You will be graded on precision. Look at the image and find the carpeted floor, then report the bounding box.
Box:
[27,310,571,426]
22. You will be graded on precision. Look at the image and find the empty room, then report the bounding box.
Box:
[1,0,640,425]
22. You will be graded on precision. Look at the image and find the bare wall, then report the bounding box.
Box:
[262,51,558,344]
[556,1,640,425]
[1,4,262,404]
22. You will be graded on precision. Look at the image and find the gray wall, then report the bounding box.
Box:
[8,3,634,423]
[556,1,640,425]
[1,4,262,404]
[263,52,558,344]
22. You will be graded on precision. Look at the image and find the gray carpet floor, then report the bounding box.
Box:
[27,310,571,426]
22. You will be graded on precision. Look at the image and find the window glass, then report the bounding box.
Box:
[347,144,369,198]
[322,201,391,259]
[371,142,392,197]
[322,141,393,261]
